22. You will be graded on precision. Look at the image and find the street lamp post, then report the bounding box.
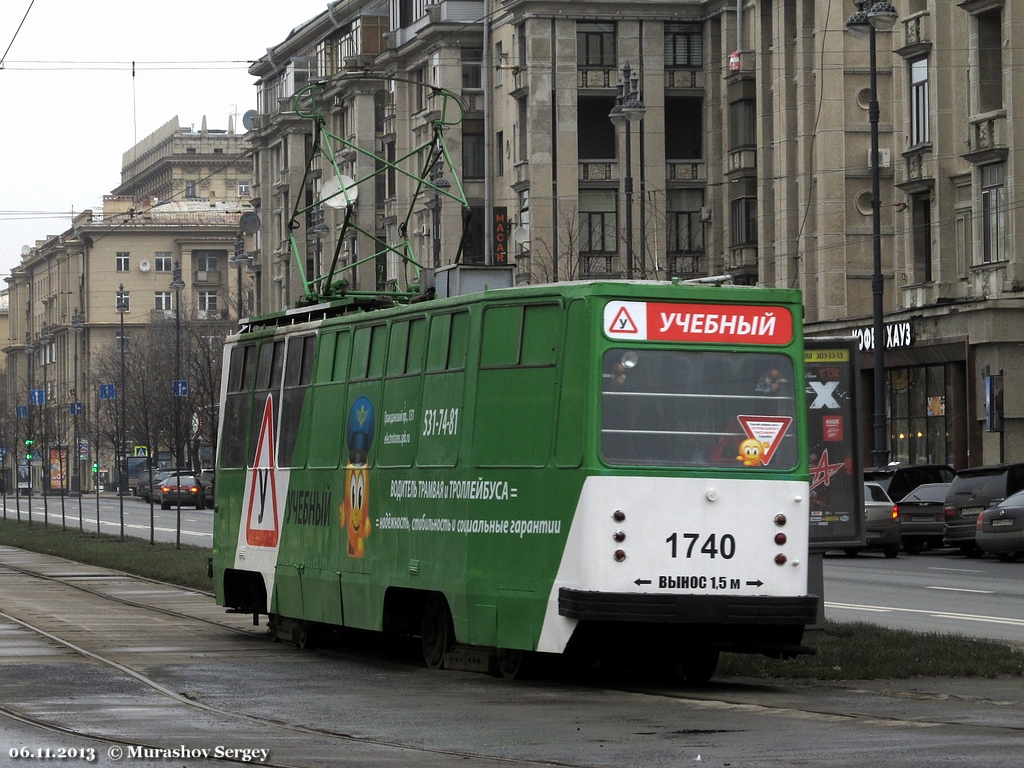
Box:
[170,263,186,550]
[430,160,452,269]
[609,61,646,280]
[24,333,34,525]
[116,284,128,541]
[39,322,51,527]
[847,1,898,468]
[71,309,84,530]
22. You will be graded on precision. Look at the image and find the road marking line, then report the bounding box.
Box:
[926,586,993,594]
[928,567,985,574]
[827,602,1024,628]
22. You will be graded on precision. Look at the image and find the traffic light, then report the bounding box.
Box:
[91,461,99,473]
[24,438,34,461]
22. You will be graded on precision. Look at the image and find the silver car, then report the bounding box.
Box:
[846,482,901,558]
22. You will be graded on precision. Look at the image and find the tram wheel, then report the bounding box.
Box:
[421,594,452,670]
[680,647,719,685]
[494,648,527,680]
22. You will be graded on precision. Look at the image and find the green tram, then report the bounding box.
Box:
[213,277,818,681]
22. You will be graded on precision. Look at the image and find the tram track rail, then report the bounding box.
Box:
[0,549,1022,768]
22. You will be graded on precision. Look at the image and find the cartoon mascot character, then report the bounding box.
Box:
[341,396,375,558]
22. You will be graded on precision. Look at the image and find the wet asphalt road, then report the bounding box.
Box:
[0,547,1023,767]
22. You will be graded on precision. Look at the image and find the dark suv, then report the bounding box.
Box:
[943,464,1024,555]
[864,463,955,504]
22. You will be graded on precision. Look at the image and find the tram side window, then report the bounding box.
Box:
[419,311,469,468]
[380,317,427,468]
[309,330,351,469]
[601,349,798,469]
[279,335,316,468]
[220,344,256,469]
[473,303,561,467]
[248,339,285,467]
[351,325,387,380]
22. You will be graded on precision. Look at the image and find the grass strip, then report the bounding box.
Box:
[2,516,1022,680]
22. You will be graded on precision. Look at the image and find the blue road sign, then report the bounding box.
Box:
[16,406,28,419]
[173,379,189,397]
[30,389,45,405]
[70,402,84,415]
[99,383,116,400]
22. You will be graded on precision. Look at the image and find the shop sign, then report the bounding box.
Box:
[855,321,914,352]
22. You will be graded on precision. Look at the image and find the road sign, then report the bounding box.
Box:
[133,445,148,457]
[70,402,84,415]
[16,406,28,419]
[30,389,45,405]
[173,379,189,397]
[99,383,116,400]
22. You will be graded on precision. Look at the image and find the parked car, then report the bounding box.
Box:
[195,468,215,509]
[864,463,955,504]
[845,482,901,558]
[139,468,186,503]
[897,482,952,554]
[975,488,1024,562]
[160,475,207,510]
[943,464,1024,556]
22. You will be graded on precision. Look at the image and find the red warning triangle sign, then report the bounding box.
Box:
[608,305,639,335]
[736,415,793,466]
[245,395,280,547]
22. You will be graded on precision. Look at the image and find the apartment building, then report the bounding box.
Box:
[239,0,1021,468]
[3,120,254,492]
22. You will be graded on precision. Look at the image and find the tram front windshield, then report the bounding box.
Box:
[601,348,798,469]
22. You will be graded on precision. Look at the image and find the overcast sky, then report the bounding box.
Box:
[0,0,331,279]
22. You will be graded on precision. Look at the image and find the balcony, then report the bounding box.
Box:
[964,111,1008,165]
[577,68,617,89]
[578,254,620,279]
[193,270,222,285]
[667,160,707,183]
[579,162,618,182]
[895,11,931,59]
[897,145,935,195]
[665,69,705,90]
[667,252,707,280]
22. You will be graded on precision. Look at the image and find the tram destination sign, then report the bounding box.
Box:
[604,301,793,345]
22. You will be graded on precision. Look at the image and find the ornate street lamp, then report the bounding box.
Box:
[24,332,34,525]
[847,1,898,468]
[71,309,84,530]
[39,322,52,527]
[609,61,646,279]
[170,263,186,549]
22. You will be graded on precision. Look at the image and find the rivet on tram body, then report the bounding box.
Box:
[706,489,719,502]
[794,495,803,502]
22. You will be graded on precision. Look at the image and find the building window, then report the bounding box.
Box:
[462,119,485,179]
[116,291,131,312]
[495,131,504,176]
[195,252,219,272]
[155,292,172,311]
[238,182,251,197]
[887,364,953,466]
[494,41,504,87]
[665,96,703,160]
[911,195,932,283]
[910,57,929,146]
[978,10,1003,113]
[185,180,198,198]
[578,95,617,160]
[668,190,705,253]
[518,188,530,256]
[154,253,172,272]
[730,197,757,246]
[462,48,483,90]
[580,189,617,253]
[982,163,1005,264]
[414,66,426,113]
[730,100,756,149]
[517,97,528,162]
[198,292,219,312]
[463,206,486,265]
[116,252,130,272]
[577,23,615,68]
[665,23,702,67]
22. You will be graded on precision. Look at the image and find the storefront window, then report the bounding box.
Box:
[887,364,952,465]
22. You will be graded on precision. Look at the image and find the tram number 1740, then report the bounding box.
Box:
[666,532,737,560]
